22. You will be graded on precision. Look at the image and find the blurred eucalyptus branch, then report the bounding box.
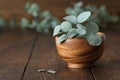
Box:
[66,1,119,29]
[20,2,60,33]
[0,2,60,33]
[0,17,16,30]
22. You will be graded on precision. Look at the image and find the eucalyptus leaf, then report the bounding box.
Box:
[77,24,83,29]
[87,34,102,46]
[41,11,51,17]
[58,34,67,44]
[25,2,31,10]
[61,21,72,32]
[20,18,29,29]
[27,3,40,15]
[77,11,91,23]
[47,70,56,74]
[51,20,59,28]
[37,69,46,72]
[76,28,86,36]
[30,3,40,12]
[29,21,37,28]
[40,19,48,27]
[86,22,99,35]
[53,25,61,36]
[74,8,84,16]
[32,11,39,17]
[74,1,83,9]
[87,15,101,25]
[67,29,78,38]
[74,2,84,16]
[66,7,76,16]
[63,15,77,24]
[0,18,6,27]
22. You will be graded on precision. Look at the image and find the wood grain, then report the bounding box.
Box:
[22,34,94,80]
[0,31,120,80]
[0,31,36,80]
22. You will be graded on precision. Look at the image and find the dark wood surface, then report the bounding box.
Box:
[0,30,120,80]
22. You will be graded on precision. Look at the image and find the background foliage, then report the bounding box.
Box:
[0,1,119,33]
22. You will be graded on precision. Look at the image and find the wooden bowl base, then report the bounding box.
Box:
[68,63,94,68]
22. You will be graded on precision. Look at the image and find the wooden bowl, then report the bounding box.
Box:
[55,32,105,68]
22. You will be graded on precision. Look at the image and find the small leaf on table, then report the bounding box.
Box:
[47,70,56,74]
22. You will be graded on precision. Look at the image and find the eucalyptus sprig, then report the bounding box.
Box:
[65,1,119,29]
[53,11,102,46]
[20,2,60,33]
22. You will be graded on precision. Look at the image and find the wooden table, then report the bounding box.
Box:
[0,31,120,80]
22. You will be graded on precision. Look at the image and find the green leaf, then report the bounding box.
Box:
[87,15,100,25]
[61,21,72,32]
[76,28,86,36]
[38,69,46,73]
[36,25,42,32]
[65,7,76,16]
[24,2,31,11]
[86,22,99,35]
[58,34,67,44]
[40,19,48,27]
[67,29,78,38]
[41,11,51,17]
[51,20,59,29]
[27,3,40,15]
[74,8,84,16]
[77,24,83,29]
[47,70,56,74]
[63,15,77,24]
[32,11,39,17]
[74,1,83,9]
[30,3,40,12]
[74,2,84,15]
[86,34,102,46]
[20,18,29,29]
[0,18,6,27]
[53,25,61,36]
[77,11,91,23]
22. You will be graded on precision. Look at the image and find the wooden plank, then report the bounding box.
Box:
[23,34,94,80]
[0,32,36,80]
[107,31,120,54]
[90,31,120,80]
